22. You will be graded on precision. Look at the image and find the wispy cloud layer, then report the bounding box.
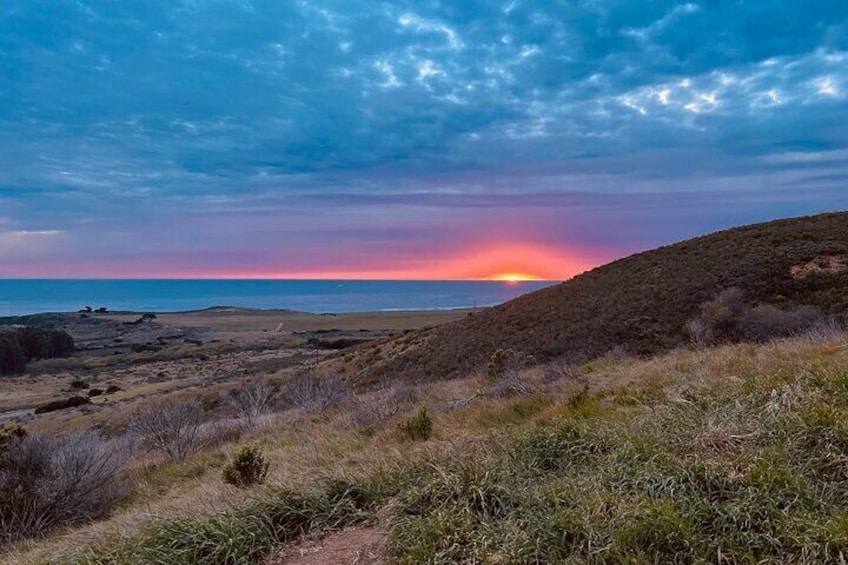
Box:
[1,1,847,277]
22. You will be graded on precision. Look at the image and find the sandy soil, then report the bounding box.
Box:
[265,528,387,565]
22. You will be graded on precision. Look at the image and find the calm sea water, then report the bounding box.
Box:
[0,280,557,317]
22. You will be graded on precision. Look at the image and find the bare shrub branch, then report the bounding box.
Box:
[128,399,204,461]
[349,388,401,430]
[282,373,349,411]
[484,349,535,397]
[226,377,274,430]
[0,429,131,543]
[488,367,535,397]
[542,359,589,385]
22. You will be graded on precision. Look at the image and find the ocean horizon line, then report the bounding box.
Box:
[0,277,563,282]
[0,279,557,318]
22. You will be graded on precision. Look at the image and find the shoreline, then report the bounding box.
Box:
[0,279,556,319]
[0,306,478,334]
[0,304,483,321]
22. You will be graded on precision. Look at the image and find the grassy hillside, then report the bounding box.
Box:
[347,212,848,384]
[6,212,848,564]
[13,330,848,564]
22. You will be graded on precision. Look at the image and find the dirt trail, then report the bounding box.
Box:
[265,527,387,565]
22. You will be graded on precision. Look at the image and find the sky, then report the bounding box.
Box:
[1,0,847,280]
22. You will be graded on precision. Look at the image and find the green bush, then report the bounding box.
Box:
[222,443,269,487]
[396,408,433,441]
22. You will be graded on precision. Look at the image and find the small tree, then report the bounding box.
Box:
[128,399,204,461]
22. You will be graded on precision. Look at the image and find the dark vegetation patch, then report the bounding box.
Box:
[356,212,848,384]
[0,327,75,375]
[306,337,371,350]
[34,396,90,414]
[0,313,86,329]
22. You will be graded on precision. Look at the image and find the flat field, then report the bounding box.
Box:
[0,307,470,433]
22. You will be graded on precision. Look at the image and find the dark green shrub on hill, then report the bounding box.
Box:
[0,334,28,376]
[34,396,90,414]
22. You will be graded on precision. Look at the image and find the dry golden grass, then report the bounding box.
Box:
[101,308,472,333]
[2,307,470,434]
[5,328,848,564]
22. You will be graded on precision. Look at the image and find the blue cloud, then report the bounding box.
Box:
[1,0,847,274]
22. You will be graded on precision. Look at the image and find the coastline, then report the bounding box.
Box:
[0,279,555,318]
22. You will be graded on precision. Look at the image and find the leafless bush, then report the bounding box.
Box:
[349,389,401,430]
[486,348,533,381]
[393,382,421,405]
[488,364,534,398]
[489,375,534,397]
[604,345,631,361]
[128,399,205,460]
[684,318,711,350]
[282,373,349,410]
[226,377,274,430]
[0,429,131,543]
[542,360,587,385]
[198,418,244,449]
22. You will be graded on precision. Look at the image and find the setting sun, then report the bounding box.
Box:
[490,272,544,283]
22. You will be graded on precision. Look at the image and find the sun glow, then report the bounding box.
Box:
[490,272,544,283]
[80,243,612,281]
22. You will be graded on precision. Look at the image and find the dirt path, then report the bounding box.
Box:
[265,527,387,565]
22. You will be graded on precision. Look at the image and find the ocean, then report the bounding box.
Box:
[0,279,558,317]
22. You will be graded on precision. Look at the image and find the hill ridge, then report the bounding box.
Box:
[341,211,848,384]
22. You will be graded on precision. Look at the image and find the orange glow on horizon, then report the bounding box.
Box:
[224,243,605,281]
[27,243,612,280]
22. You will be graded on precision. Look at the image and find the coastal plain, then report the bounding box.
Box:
[0,307,471,433]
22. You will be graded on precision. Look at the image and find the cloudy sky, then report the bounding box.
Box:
[2,0,847,279]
